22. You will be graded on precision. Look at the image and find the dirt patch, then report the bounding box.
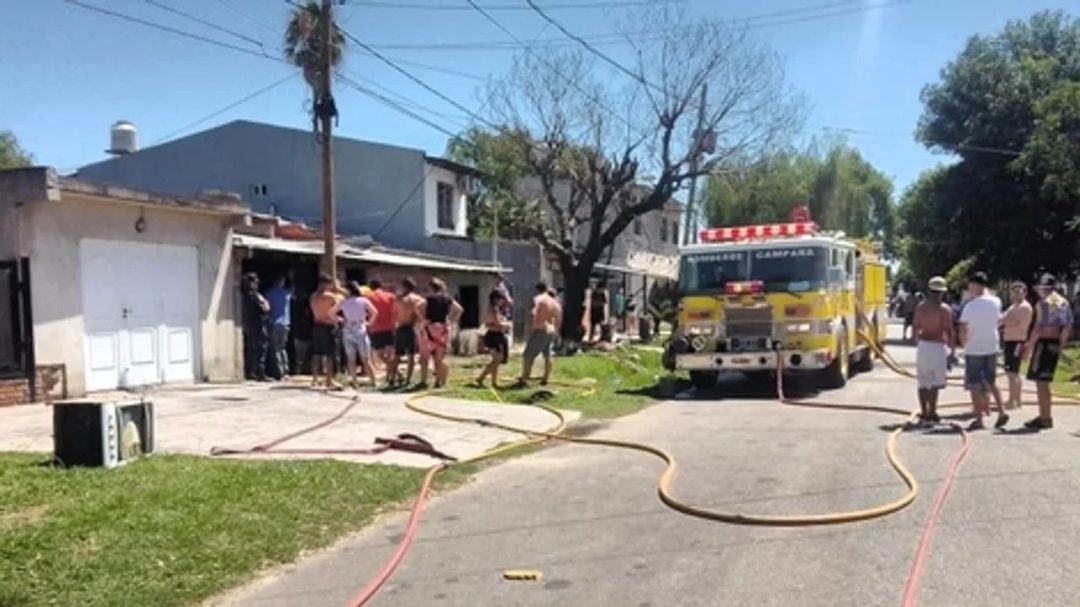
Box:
[0,505,48,531]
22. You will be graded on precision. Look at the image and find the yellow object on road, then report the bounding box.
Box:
[502,569,543,581]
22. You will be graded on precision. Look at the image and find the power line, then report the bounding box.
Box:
[63,0,286,64]
[525,0,661,92]
[215,0,281,36]
[359,0,908,52]
[151,73,299,145]
[334,25,502,130]
[337,74,460,138]
[353,52,488,81]
[343,71,470,128]
[142,0,268,52]
[347,0,677,10]
[466,0,648,139]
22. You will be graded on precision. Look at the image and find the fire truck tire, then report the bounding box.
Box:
[818,330,849,389]
[854,347,874,373]
[689,371,718,390]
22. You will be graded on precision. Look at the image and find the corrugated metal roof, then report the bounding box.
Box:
[233,234,510,275]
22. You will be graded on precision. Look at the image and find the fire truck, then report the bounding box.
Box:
[663,218,888,390]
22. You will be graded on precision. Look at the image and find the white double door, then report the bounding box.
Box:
[81,239,199,392]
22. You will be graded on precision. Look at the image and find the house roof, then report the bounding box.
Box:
[425,156,483,178]
[232,234,510,275]
[0,167,248,216]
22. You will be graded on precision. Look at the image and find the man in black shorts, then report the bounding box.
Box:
[394,277,425,386]
[1024,275,1073,430]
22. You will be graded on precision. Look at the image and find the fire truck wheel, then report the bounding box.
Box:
[689,371,718,390]
[818,331,849,389]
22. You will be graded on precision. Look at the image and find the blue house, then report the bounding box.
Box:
[77,120,479,251]
[77,120,547,330]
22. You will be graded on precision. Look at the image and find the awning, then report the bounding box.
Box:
[233,234,509,275]
[595,262,677,281]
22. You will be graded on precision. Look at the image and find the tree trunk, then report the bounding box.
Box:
[560,265,589,346]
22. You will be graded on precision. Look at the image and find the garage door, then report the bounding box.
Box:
[81,240,199,392]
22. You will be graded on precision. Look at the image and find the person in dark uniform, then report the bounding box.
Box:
[241,273,270,381]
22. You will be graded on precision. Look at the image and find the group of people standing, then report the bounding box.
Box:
[240,272,565,391]
[307,274,464,390]
[912,272,1073,432]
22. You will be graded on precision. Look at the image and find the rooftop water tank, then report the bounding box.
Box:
[108,120,138,155]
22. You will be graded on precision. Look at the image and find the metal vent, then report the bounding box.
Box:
[724,305,773,338]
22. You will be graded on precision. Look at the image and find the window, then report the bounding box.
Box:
[672,222,679,245]
[660,218,669,242]
[436,182,455,230]
[250,183,269,196]
[633,219,643,236]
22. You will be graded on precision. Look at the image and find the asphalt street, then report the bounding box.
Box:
[213,328,1080,607]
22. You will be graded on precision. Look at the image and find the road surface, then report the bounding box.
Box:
[213,332,1080,607]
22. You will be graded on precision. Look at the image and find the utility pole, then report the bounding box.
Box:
[318,0,337,278]
[682,84,709,245]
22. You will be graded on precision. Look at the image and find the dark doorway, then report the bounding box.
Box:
[458,285,480,328]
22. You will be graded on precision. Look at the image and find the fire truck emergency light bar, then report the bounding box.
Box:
[699,221,819,242]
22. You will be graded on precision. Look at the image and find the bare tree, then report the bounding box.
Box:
[463,11,803,343]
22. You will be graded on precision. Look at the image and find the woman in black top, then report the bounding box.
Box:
[419,278,462,388]
[475,289,511,388]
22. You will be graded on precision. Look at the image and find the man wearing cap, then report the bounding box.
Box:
[1000,282,1033,410]
[1023,274,1073,430]
[958,271,1007,430]
[912,276,955,426]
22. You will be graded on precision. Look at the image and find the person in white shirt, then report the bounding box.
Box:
[340,282,377,387]
[958,271,1007,430]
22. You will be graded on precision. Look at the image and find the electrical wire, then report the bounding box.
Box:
[215,0,281,36]
[359,0,909,52]
[142,0,269,52]
[525,0,662,93]
[63,0,285,64]
[151,73,299,146]
[348,0,678,10]
[334,26,502,130]
[337,74,461,138]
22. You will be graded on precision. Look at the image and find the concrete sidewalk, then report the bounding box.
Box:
[0,383,578,468]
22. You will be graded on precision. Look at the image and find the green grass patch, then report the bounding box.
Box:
[1050,346,1080,396]
[0,454,470,607]
[439,346,675,419]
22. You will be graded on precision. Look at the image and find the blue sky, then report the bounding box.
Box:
[1,0,1072,194]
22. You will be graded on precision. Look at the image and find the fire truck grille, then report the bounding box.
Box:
[724,305,774,338]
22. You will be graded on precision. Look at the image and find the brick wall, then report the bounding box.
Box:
[0,378,28,407]
[0,365,67,407]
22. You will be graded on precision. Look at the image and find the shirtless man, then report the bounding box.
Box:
[393,277,426,387]
[309,274,344,390]
[913,276,955,426]
[516,282,563,387]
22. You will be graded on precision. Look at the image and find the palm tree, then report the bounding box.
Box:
[284,1,346,276]
[283,1,345,100]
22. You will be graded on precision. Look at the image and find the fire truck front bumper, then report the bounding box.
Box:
[675,349,833,372]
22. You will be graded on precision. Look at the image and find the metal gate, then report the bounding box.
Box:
[0,258,35,401]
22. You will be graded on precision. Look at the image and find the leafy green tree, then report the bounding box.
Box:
[0,131,32,169]
[702,140,897,255]
[910,10,1080,281]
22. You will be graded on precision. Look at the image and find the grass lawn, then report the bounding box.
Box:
[0,454,470,607]
[437,345,676,419]
[1050,346,1080,396]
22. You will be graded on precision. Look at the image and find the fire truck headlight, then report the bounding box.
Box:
[686,325,715,336]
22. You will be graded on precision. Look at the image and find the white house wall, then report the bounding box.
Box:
[424,164,469,238]
[18,196,239,395]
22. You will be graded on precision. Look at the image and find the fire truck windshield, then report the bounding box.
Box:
[679,246,828,294]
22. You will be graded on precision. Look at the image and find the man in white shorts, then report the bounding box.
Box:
[913,276,955,426]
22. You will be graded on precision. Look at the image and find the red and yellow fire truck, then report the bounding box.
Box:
[663,218,888,390]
